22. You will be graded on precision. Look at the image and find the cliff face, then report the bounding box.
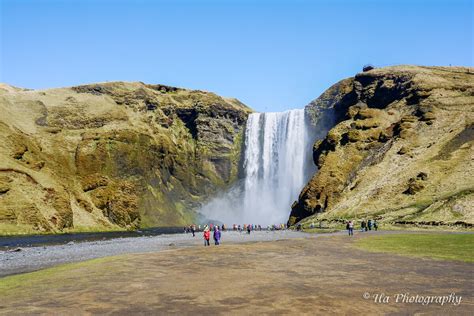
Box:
[290,66,474,228]
[0,82,251,234]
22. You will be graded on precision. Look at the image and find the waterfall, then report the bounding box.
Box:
[200,109,313,225]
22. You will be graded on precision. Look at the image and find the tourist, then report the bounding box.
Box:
[373,220,378,231]
[360,220,366,232]
[347,221,354,236]
[191,225,195,237]
[203,226,210,246]
[213,226,221,245]
[368,219,373,231]
[247,224,251,234]
[238,224,242,232]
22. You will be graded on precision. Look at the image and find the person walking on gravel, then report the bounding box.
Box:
[203,226,210,246]
[213,226,221,245]
[347,221,354,236]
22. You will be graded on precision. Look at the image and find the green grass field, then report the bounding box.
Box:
[354,233,474,263]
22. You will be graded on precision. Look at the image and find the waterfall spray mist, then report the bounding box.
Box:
[200,109,314,225]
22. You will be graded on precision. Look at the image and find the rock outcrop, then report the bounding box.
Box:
[290,66,474,228]
[0,82,251,234]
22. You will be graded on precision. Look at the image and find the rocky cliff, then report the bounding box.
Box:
[290,66,474,228]
[0,82,251,234]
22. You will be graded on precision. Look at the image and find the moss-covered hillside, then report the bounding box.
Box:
[290,66,474,229]
[0,82,252,234]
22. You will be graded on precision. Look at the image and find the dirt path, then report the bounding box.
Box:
[0,234,472,315]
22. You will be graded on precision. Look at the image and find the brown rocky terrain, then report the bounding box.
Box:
[0,82,251,234]
[290,66,474,228]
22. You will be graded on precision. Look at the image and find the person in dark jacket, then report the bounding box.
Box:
[213,226,221,245]
[360,220,366,232]
[347,221,354,236]
[373,220,378,231]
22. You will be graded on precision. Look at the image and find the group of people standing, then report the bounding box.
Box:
[184,222,289,247]
[232,223,288,232]
[233,224,261,233]
[360,219,377,232]
[184,223,227,237]
[346,219,378,236]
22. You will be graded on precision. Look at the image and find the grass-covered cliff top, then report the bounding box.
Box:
[293,65,474,228]
[0,80,252,235]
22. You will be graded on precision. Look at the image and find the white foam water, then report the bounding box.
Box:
[200,109,313,225]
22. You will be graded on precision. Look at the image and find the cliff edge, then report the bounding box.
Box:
[290,66,474,228]
[0,82,251,234]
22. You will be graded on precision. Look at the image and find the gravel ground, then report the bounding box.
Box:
[0,230,312,277]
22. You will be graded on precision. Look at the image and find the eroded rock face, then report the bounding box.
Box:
[0,82,251,233]
[290,66,474,228]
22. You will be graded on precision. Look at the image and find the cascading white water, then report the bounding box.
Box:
[200,109,313,225]
[241,109,309,224]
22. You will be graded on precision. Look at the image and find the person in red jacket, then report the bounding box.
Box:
[203,226,210,246]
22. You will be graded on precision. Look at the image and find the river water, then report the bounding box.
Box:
[0,227,183,249]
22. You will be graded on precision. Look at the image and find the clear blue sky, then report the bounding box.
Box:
[1,0,472,112]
